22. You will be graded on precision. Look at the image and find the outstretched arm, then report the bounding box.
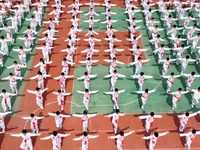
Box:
[124,131,134,137]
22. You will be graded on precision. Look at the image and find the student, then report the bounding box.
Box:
[11,129,40,150]
[23,26,38,45]
[81,45,99,60]
[26,87,48,109]
[177,55,196,73]
[75,89,99,110]
[190,87,200,108]
[41,131,70,150]
[161,72,182,93]
[190,33,200,54]
[135,89,157,109]
[52,90,71,110]
[160,57,176,76]
[21,113,44,133]
[0,89,17,112]
[48,111,70,130]
[153,44,171,63]
[104,45,124,59]
[182,72,200,91]
[106,26,118,38]
[167,25,183,39]
[131,72,153,91]
[85,27,99,37]
[0,111,12,132]
[139,112,162,132]
[29,71,50,89]
[34,58,53,76]
[104,70,126,90]
[83,35,101,49]
[1,73,23,94]
[180,129,200,150]
[79,57,99,75]
[108,131,134,150]
[73,111,97,131]
[143,132,169,150]
[127,35,142,50]
[0,24,14,43]
[12,46,32,65]
[61,58,75,76]
[0,36,12,55]
[7,61,26,77]
[101,17,118,30]
[169,88,189,109]
[18,35,36,49]
[129,46,148,62]
[178,112,199,132]
[104,88,126,109]
[25,15,38,30]
[77,72,97,90]
[104,58,125,74]
[104,35,122,49]
[149,35,165,50]
[186,24,200,45]
[129,57,150,75]
[53,72,74,92]
[73,131,99,150]
[36,43,53,62]
[105,109,125,133]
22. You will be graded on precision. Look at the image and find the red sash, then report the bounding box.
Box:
[175,96,179,102]
[188,80,193,83]
[32,122,36,128]
[4,98,7,104]
[60,81,64,85]
[61,99,64,105]
[7,32,11,37]
[122,140,124,144]
[24,139,27,144]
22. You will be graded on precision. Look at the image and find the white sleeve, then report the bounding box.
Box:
[42,135,52,140]
[138,115,149,119]
[48,113,56,116]
[159,132,169,137]
[124,131,134,137]
[73,135,84,141]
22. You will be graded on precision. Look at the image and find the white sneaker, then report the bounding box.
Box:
[141,106,144,109]
[191,104,194,108]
